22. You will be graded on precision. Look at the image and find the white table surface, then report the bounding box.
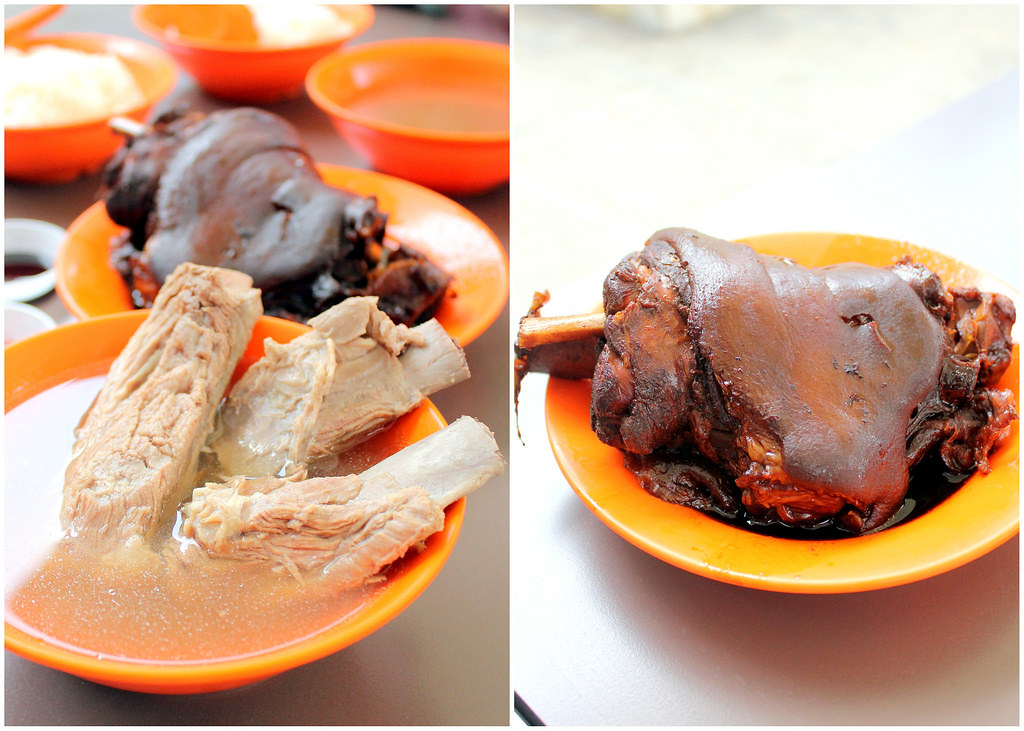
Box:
[4,5,510,725]
[511,70,1019,726]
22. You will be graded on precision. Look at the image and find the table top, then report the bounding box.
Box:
[4,4,510,725]
[511,59,1019,730]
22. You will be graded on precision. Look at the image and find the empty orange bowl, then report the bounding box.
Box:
[4,33,178,183]
[307,38,510,196]
[133,4,374,102]
[4,311,465,693]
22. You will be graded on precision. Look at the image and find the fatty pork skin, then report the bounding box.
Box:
[102,107,451,325]
[591,228,1016,533]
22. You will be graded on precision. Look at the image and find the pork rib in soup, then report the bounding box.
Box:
[62,263,262,552]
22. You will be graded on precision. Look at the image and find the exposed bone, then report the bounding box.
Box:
[180,416,503,585]
[514,292,604,438]
[109,115,148,138]
[516,311,604,349]
[360,416,505,508]
[399,319,472,395]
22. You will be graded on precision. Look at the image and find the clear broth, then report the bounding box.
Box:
[348,84,509,134]
[4,377,410,663]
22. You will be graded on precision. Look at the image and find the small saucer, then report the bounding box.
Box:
[5,218,64,302]
[4,301,57,345]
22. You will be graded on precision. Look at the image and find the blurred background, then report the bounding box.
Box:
[512,4,1019,315]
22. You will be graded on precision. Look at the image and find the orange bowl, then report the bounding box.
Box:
[307,38,510,195]
[4,311,465,693]
[54,163,509,346]
[4,33,178,183]
[133,4,374,102]
[545,232,1019,594]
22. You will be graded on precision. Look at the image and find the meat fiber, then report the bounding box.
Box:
[102,107,451,325]
[307,296,470,458]
[62,263,262,551]
[210,329,337,479]
[181,474,444,585]
[181,417,504,585]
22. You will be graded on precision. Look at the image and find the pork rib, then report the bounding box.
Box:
[181,417,503,585]
[307,296,470,458]
[62,263,262,551]
[210,329,337,479]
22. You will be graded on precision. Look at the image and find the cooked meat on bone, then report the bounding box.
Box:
[181,417,503,584]
[62,263,262,551]
[307,296,470,458]
[210,329,337,479]
[102,107,451,325]
[181,474,444,585]
[517,228,1017,534]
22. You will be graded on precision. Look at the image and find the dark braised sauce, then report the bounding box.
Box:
[709,456,969,540]
[5,254,47,280]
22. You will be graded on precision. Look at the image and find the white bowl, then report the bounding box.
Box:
[5,302,57,345]
[4,218,64,302]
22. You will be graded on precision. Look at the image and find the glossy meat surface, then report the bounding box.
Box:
[592,228,1016,533]
[103,107,450,325]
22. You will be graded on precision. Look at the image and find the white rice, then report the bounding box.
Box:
[4,45,146,129]
[246,4,355,47]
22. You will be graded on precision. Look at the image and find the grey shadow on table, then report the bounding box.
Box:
[548,492,1019,725]
[7,629,455,725]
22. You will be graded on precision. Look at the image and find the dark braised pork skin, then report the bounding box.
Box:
[102,107,451,326]
[590,228,1016,534]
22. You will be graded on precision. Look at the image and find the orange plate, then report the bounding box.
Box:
[545,232,1019,594]
[133,4,374,102]
[4,311,464,694]
[55,163,508,346]
[4,33,178,183]
[307,38,509,195]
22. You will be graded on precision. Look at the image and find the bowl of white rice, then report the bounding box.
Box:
[4,33,178,183]
[131,4,373,103]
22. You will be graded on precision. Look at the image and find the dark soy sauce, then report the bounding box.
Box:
[5,254,48,280]
[711,456,970,540]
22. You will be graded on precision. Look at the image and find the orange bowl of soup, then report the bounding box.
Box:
[306,38,510,195]
[4,311,466,694]
[133,4,374,102]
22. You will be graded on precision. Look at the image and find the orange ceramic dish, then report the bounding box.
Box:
[4,312,464,694]
[4,33,178,183]
[132,4,373,102]
[307,38,510,195]
[545,232,1019,594]
[54,163,508,346]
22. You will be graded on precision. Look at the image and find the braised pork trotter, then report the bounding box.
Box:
[519,228,1017,535]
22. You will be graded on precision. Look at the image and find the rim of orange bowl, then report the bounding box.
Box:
[3,312,464,691]
[131,4,375,54]
[5,32,179,133]
[4,500,464,691]
[306,37,510,145]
